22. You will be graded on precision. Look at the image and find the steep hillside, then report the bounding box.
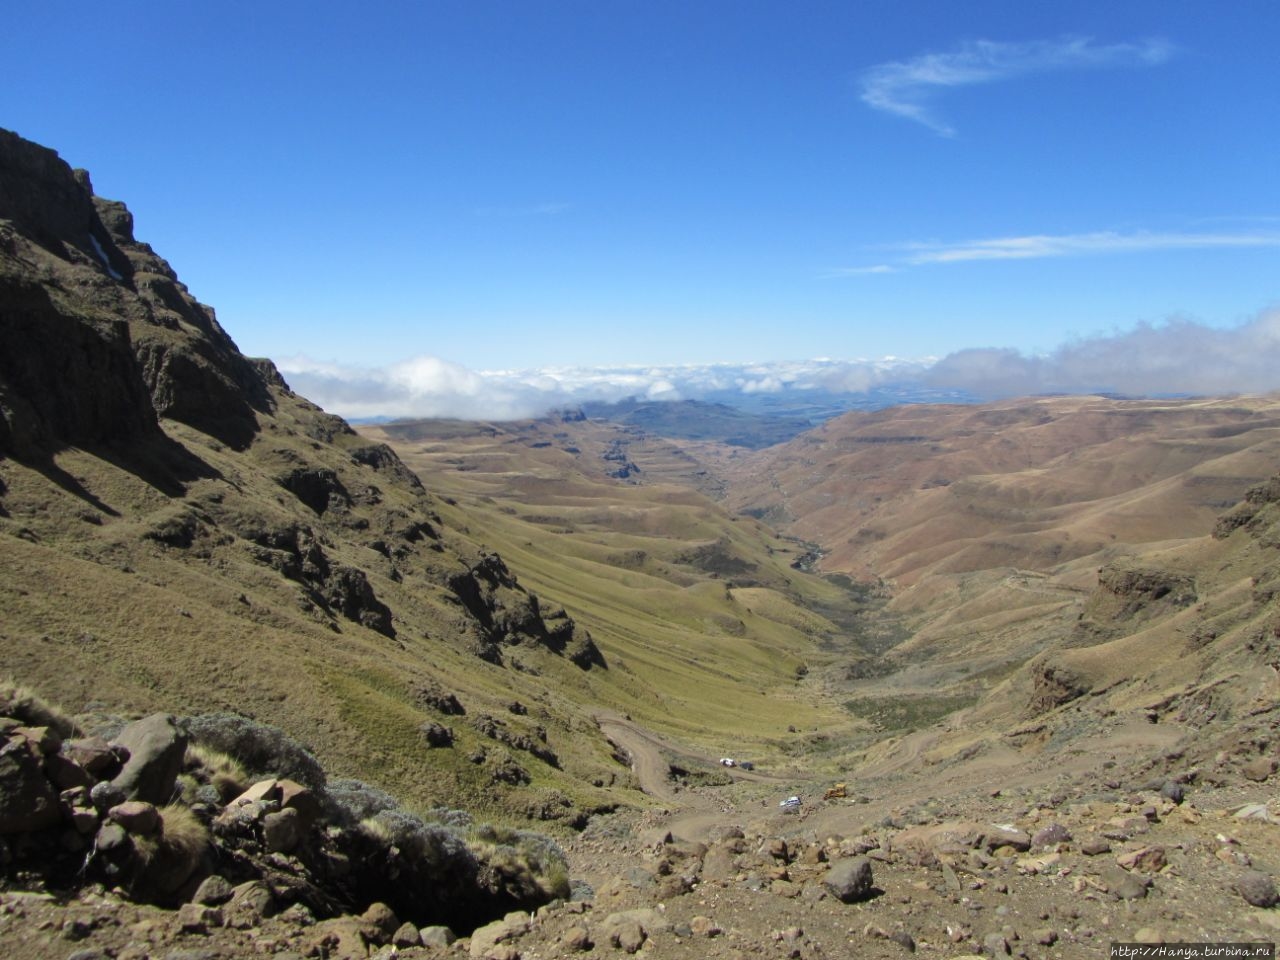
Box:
[0,128,631,825]
[360,416,878,752]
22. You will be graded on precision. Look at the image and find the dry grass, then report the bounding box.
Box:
[0,677,78,736]
[182,743,249,803]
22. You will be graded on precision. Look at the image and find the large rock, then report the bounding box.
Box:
[110,713,188,805]
[1237,870,1279,907]
[0,737,61,833]
[824,856,875,903]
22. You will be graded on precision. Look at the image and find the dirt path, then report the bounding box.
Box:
[595,712,682,804]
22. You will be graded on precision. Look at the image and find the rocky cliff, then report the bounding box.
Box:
[0,128,609,825]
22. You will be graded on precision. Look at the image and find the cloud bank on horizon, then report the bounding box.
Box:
[279,307,1280,422]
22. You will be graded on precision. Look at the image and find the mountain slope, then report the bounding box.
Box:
[0,128,625,823]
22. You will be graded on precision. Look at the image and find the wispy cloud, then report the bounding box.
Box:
[474,201,570,217]
[903,230,1280,264]
[860,36,1175,136]
[820,264,898,278]
[833,228,1280,275]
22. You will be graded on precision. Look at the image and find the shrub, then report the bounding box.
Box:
[183,713,325,789]
[326,778,399,824]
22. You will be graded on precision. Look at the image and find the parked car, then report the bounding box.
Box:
[719,757,736,767]
[738,760,754,771]
[779,795,802,812]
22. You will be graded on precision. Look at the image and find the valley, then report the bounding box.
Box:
[3,125,1280,955]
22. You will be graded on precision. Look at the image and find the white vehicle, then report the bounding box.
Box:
[779,795,802,811]
[719,757,736,767]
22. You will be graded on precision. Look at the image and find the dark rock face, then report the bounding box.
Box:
[277,467,353,516]
[1096,564,1197,614]
[0,277,159,454]
[447,554,605,669]
[325,565,395,637]
[1214,476,1280,538]
[0,127,271,456]
[1027,662,1090,716]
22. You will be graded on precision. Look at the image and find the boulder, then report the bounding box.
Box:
[262,807,303,853]
[1237,870,1279,908]
[469,911,530,958]
[1242,757,1275,782]
[0,737,61,833]
[110,714,188,805]
[420,925,456,947]
[824,856,875,903]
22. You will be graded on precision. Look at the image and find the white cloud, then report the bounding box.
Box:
[278,308,1280,422]
[923,308,1280,398]
[860,36,1174,136]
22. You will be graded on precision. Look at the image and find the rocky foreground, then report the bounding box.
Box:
[4,682,1280,960]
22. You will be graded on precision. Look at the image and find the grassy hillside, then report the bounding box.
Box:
[362,417,877,753]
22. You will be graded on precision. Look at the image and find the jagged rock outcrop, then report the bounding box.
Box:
[447,553,605,668]
[0,127,270,455]
[1,128,609,823]
[0,704,570,934]
[1214,475,1280,540]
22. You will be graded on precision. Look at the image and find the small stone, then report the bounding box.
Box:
[108,800,161,835]
[392,921,421,947]
[177,902,222,933]
[610,920,646,954]
[942,862,962,892]
[1159,781,1185,804]
[1242,757,1275,782]
[1117,846,1166,873]
[1134,928,1165,944]
[89,781,126,813]
[1031,823,1071,847]
[1080,837,1111,856]
[94,822,129,853]
[192,875,234,906]
[232,779,281,805]
[419,925,456,947]
[690,915,722,937]
[1034,928,1058,946]
[560,925,592,951]
[983,932,1010,956]
[1237,870,1279,908]
[1101,866,1150,900]
[109,713,188,805]
[225,880,274,928]
[62,918,92,941]
[361,901,399,941]
[889,930,916,952]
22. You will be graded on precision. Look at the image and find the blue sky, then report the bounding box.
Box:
[4,1,1279,417]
